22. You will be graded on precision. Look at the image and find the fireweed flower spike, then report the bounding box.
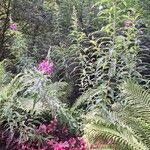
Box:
[37,60,54,75]
[9,23,17,31]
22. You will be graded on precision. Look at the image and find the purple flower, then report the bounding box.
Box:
[9,23,17,31]
[69,137,76,145]
[53,141,69,150]
[37,124,47,134]
[37,60,54,75]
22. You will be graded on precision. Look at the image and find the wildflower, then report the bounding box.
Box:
[38,147,47,150]
[78,138,85,145]
[21,144,30,150]
[47,121,57,133]
[63,141,69,148]
[9,23,17,31]
[46,139,54,146]
[53,141,69,150]
[78,137,87,150]
[37,60,54,75]
[69,137,76,145]
[21,144,26,149]
[37,124,47,134]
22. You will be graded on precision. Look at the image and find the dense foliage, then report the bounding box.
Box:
[0,0,150,150]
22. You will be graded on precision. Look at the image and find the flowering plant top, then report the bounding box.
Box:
[9,23,17,31]
[37,60,54,75]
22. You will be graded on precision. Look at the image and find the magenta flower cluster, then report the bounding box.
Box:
[37,60,54,75]
[9,23,17,31]
[1,118,87,150]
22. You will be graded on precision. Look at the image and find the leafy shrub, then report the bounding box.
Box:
[0,59,82,149]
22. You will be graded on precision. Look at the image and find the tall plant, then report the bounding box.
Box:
[75,0,145,102]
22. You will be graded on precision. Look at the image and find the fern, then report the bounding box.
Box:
[122,80,150,106]
[85,123,148,150]
[72,86,102,110]
[84,81,150,150]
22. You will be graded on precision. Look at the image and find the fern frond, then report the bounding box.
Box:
[72,87,102,109]
[126,117,150,148]
[84,81,150,149]
[84,121,148,150]
[122,80,150,106]
[121,80,150,123]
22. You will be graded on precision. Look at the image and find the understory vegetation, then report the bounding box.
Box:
[0,0,150,150]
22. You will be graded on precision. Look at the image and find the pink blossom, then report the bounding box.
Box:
[46,139,54,146]
[62,127,68,133]
[21,144,30,150]
[38,148,47,150]
[78,138,85,145]
[72,148,80,150]
[78,137,87,150]
[47,123,57,133]
[37,60,54,75]
[63,141,69,148]
[69,137,76,145]
[53,141,69,150]
[53,144,65,150]
[21,144,27,150]
[9,23,17,31]
[37,124,47,134]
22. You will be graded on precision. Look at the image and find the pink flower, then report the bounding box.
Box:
[53,145,65,150]
[78,138,85,145]
[21,144,27,150]
[78,137,87,150]
[21,144,30,150]
[53,141,69,150]
[47,124,57,133]
[63,141,69,147]
[62,127,68,133]
[37,124,47,134]
[37,60,54,75]
[46,139,54,146]
[38,148,47,150]
[9,23,17,31]
[69,138,76,145]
